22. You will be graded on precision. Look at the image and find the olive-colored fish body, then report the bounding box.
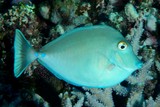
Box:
[14,25,142,88]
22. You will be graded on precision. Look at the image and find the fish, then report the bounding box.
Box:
[14,25,143,88]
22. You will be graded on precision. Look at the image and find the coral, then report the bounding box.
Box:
[109,12,124,31]
[39,0,78,25]
[145,15,157,31]
[125,3,139,21]
[59,87,114,107]
[3,3,35,27]
[39,4,50,20]
[11,0,32,4]
[0,2,45,47]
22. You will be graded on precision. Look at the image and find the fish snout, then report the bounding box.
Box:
[136,61,143,69]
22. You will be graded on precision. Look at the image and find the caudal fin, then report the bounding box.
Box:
[14,29,37,78]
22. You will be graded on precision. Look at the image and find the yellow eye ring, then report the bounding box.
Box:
[118,41,128,50]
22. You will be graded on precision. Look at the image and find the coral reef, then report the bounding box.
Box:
[0,0,160,107]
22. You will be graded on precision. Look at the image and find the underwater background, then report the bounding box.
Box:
[0,0,160,107]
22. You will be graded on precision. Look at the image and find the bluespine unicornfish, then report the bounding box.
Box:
[14,25,143,88]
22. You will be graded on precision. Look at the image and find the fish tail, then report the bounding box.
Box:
[14,29,38,78]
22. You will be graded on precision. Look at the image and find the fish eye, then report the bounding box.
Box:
[118,41,128,50]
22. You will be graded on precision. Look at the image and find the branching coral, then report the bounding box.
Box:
[3,3,35,28]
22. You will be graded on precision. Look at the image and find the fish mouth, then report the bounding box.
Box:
[108,56,143,73]
[136,61,143,69]
[116,61,143,73]
[113,52,143,72]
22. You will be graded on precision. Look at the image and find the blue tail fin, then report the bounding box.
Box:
[14,29,37,78]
